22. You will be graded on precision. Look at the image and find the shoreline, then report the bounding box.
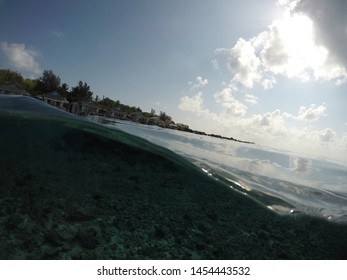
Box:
[93,114,255,145]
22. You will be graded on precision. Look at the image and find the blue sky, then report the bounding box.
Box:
[1,0,347,163]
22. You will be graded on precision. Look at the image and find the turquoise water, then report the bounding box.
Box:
[1,94,347,259]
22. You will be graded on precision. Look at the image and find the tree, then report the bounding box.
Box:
[23,78,38,95]
[98,97,118,109]
[59,83,69,97]
[0,69,24,85]
[93,95,100,103]
[36,69,61,94]
[68,81,93,102]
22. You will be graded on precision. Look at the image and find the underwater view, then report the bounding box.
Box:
[1,94,347,259]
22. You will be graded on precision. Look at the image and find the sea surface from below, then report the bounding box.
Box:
[0,94,347,260]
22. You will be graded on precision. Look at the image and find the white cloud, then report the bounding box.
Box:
[276,0,300,10]
[262,76,277,89]
[295,104,327,122]
[50,29,64,38]
[294,0,347,69]
[214,87,235,103]
[256,12,346,83]
[0,42,41,75]
[241,113,344,162]
[178,92,204,113]
[251,109,285,127]
[245,94,258,105]
[193,76,208,89]
[214,87,247,117]
[213,1,347,90]
[178,93,346,163]
[228,38,261,88]
[319,128,336,142]
[257,23,289,75]
[211,59,219,70]
[188,76,209,92]
[263,15,327,80]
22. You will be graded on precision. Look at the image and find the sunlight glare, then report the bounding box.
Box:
[278,12,328,78]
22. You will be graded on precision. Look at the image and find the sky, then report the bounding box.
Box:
[1,0,347,164]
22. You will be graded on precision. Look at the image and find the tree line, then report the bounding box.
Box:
[0,69,253,142]
[0,69,145,114]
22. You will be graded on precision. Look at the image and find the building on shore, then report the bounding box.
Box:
[69,101,129,120]
[0,82,30,96]
[42,91,69,110]
[129,112,148,124]
[148,116,166,127]
[176,123,190,131]
[69,101,101,116]
[107,109,128,120]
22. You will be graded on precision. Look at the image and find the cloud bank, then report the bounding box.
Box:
[179,91,346,162]
[214,87,247,117]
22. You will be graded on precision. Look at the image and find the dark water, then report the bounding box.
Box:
[1,94,347,260]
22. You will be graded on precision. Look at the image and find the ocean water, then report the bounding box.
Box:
[1,94,347,259]
[95,116,347,223]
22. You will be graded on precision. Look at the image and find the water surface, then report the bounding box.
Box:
[1,94,347,259]
[97,117,347,223]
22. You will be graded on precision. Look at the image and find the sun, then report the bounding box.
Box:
[277,11,328,78]
[282,13,313,51]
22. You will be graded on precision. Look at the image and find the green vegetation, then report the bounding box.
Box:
[0,69,24,86]
[36,70,61,94]
[69,81,93,102]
